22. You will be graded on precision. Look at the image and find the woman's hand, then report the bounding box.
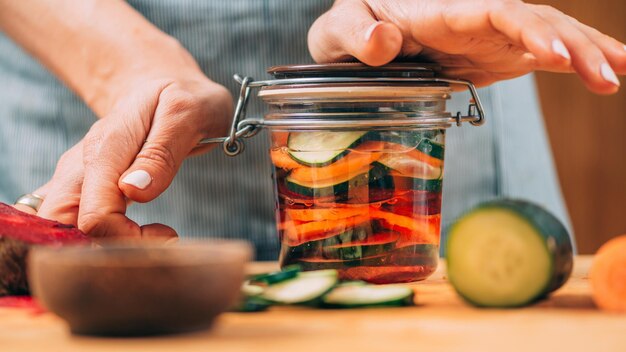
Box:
[3,0,232,240]
[308,0,626,94]
[21,75,231,241]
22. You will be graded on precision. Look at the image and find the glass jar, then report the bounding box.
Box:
[201,63,485,284]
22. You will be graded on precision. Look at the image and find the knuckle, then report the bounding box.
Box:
[136,142,178,174]
[78,210,106,234]
[161,88,201,116]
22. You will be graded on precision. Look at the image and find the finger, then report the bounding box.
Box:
[118,84,230,202]
[308,0,403,66]
[141,223,178,243]
[37,146,84,225]
[485,2,571,71]
[78,108,149,238]
[565,16,626,75]
[13,182,52,215]
[532,5,620,94]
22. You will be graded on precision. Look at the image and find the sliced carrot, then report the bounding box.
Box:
[271,131,290,147]
[590,235,626,313]
[288,143,383,183]
[370,208,441,245]
[283,215,371,247]
[270,148,302,170]
[285,206,370,222]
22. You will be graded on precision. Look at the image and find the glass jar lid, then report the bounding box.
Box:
[198,63,485,156]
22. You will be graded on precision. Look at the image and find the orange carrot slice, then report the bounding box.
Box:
[288,143,383,183]
[370,209,441,245]
[285,206,370,222]
[590,235,626,313]
[270,148,302,170]
[283,215,371,247]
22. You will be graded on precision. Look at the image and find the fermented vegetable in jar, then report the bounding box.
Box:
[201,63,485,284]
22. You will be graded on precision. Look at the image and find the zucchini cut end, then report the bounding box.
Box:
[447,208,553,307]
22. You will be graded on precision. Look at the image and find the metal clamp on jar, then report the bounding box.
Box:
[201,63,485,283]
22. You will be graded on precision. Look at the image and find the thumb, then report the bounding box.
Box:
[118,111,199,204]
[308,1,403,66]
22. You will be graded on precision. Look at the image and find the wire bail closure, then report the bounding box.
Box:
[198,74,486,156]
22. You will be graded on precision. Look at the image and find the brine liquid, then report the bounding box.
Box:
[271,130,444,284]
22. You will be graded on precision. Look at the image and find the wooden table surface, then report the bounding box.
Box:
[0,255,624,352]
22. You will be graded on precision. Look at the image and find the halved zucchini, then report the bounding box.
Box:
[446,199,574,307]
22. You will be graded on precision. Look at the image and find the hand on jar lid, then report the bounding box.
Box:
[308,0,626,95]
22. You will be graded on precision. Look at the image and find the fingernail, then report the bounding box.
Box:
[600,63,620,86]
[551,39,571,61]
[365,22,383,42]
[623,44,626,52]
[122,170,152,190]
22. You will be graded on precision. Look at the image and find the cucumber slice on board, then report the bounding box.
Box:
[260,270,339,305]
[241,281,265,297]
[322,284,414,308]
[287,131,367,166]
[232,296,272,312]
[446,199,574,308]
[249,265,301,285]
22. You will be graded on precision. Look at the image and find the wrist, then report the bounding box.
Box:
[83,33,202,117]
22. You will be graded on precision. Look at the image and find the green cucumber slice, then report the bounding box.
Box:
[363,130,444,149]
[322,232,399,260]
[416,139,445,161]
[250,265,301,285]
[370,166,442,193]
[260,270,339,305]
[446,199,574,308]
[232,296,272,312]
[285,164,390,198]
[322,284,414,308]
[377,154,442,180]
[241,280,265,297]
[287,131,367,166]
[292,254,391,271]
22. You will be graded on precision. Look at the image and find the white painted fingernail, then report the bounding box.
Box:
[122,170,152,190]
[551,39,571,61]
[600,63,620,86]
[365,22,382,42]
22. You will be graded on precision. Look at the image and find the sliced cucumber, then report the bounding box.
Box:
[287,131,367,166]
[322,232,399,260]
[377,154,442,180]
[232,296,272,312]
[285,164,389,198]
[416,138,445,161]
[363,130,444,149]
[292,254,391,271]
[250,265,301,285]
[241,280,265,297]
[260,270,339,305]
[446,199,574,308]
[322,284,414,308]
[372,168,442,193]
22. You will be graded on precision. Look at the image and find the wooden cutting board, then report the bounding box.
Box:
[0,255,624,352]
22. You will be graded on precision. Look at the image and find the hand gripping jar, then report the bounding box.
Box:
[202,63,485,284]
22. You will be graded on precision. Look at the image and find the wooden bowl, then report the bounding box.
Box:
[28,240,252,336]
